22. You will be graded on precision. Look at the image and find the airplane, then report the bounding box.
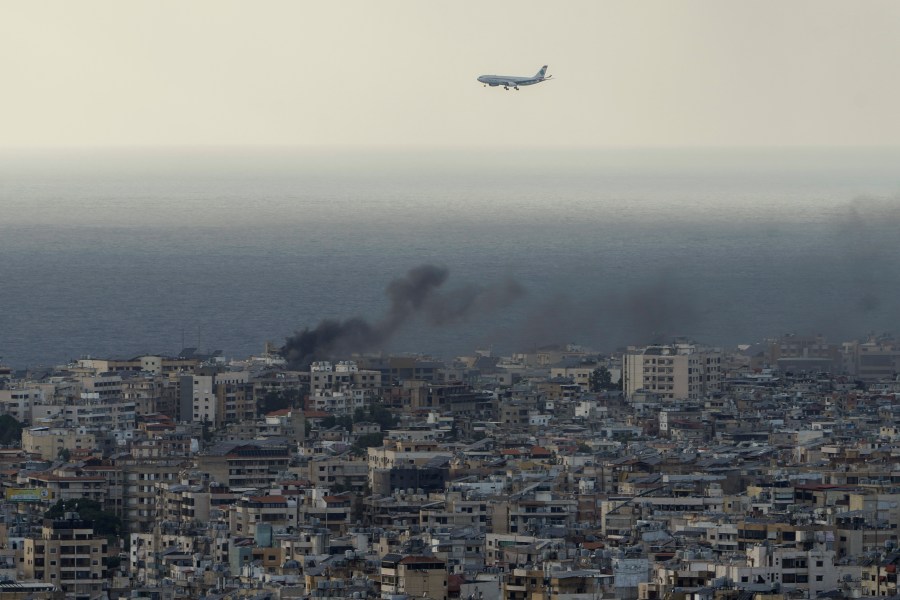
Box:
[477,65,551,90]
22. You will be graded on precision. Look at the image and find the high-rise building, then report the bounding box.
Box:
[22,514,109,600]
[622,343,722,401]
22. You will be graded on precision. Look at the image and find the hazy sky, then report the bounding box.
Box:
[3,1,900,148]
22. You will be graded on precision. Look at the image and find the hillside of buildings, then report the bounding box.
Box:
[0,333,900,600]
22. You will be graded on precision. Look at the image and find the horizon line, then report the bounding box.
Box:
[3,143,900,153]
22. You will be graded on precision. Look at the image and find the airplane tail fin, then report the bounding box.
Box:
[535,65,548,79]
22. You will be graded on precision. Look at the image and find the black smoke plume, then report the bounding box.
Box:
[505,275,700,352]
[281,264,524,369]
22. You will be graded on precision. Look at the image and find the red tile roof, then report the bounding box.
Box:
[247,495,288,504]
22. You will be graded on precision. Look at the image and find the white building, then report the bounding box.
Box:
[180,374,216,425]
[622,344,722,401]
[65,397,136,431]
[0,387,45,422]
[309,361,381,395]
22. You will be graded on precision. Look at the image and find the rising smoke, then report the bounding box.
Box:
[283,197,900,366]
[281,264,524,369]
[836,196,900,317]
[502,275,702,353]
[504,195,900,352]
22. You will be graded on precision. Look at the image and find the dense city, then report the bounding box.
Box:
[0,333,900,600]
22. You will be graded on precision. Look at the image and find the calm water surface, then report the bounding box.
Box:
[1,148,899,367]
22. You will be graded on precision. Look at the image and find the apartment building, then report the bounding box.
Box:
[179,374,216,426]
[419,492,490,531]
[502,567,609,600]
[309,361,382,393]
[229,494,297,537]
[63,399,135,431]
[74,356,198,377]
[24,473,107,504]
[768,334,842,373]
[380,554,448,600]
[178,371,256,427]
[117,459,190,533]
[22,427,97,460]
[549,365,596,391]
[195,440,291,489]
[844,337,900,381]
[22,515,109,600]
[214,371,256,425]
[623,344,722,401]
[367,439,451,492]
[121,375,163,416]
[306,456,368,492]
[0,387,45,423]
[79,374,123,402]
[296,489,353,535]
[497,490,578,536]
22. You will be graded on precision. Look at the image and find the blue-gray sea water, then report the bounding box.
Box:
[1,147,899,368]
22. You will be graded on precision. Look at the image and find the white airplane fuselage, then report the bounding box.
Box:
[477,65,550,90]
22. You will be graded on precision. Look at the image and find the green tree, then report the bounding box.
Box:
[353,432,385,454]
[367,403,398,429]
[589,367,613,392]
[0,414,23,446]
[258,389,300,416]
[321,414,356,431]
[45,498,122,537]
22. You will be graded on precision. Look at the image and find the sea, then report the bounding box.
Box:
[1,147,899,369]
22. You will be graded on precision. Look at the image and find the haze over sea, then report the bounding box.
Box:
[2,147,899,369]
